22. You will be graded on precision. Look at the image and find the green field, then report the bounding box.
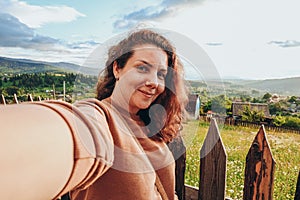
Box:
[182,120,300,200]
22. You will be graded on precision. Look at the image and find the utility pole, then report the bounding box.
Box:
[52,84,56,100]
[63,81,66,101]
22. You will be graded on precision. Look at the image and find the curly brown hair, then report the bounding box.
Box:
[96,29,188,143]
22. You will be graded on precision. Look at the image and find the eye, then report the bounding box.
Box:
[136,65,149,73]
[157,71,167,80]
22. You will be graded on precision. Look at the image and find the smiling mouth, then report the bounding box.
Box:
[138,90,155,98]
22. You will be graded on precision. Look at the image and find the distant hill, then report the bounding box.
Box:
[0,56,100,75]
[187,76,300,96]
[238,77,300,96]
[1,56,299,96]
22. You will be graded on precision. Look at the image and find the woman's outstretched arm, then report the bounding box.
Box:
[0,100,113,200]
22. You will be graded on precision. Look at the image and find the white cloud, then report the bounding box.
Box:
[113,0,207,30]
[0,13,60,50]
[0,0,96,61]
[0,0,85,28]
[0,12,98,65]
[269,40,300,48]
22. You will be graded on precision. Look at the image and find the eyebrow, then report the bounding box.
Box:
[136,60,168,71]
[137,60,152,67]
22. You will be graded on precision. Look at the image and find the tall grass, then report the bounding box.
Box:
[182,120,300,200]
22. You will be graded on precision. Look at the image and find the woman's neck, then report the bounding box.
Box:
[103,97,141,121]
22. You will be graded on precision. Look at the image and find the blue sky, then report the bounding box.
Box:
[1,0,300,80]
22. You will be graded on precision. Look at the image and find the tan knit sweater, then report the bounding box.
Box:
[68,98,177,200]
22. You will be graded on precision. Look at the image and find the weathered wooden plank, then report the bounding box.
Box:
[185,185,198,200]
[185,185,233,200]
[1,94,6,105]
[168,135,186,200]
[243,125,276,200]
[175,152,186,200]
[199,118,227,200]
[295,170,300,200]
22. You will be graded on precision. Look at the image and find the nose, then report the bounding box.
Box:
[145,73,159,88]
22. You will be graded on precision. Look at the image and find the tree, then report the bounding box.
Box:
[240,94,251,102]
[262,92,272,101]
[202,100,211,113]
[269,102,283,115]
[288,96,297,103]
[241,106,265,122]
[284,116,300,128]
[251,98,260,103]
[211,95,227,115]
[273,115,286,126]
[225,98,233,115]
[5,86,19,96]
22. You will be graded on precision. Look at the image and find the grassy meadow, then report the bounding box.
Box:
[182,120,300,200]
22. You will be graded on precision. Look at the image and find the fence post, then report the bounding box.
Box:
[1,94,6,105]
[243,125,276,200]
[295,170,300,200]
[199,118,227,200]
[13,93,19,104]
[168,134,186,200]
[27,94,33,102]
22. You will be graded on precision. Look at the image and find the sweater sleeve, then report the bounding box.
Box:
[40,99,115,197]
[0,99,114,200]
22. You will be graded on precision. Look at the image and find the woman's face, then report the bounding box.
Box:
[112,44,168,114]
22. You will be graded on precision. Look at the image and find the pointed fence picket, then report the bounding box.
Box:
[243,126,276,200]
[199,119,227,200]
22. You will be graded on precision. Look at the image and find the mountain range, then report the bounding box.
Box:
[0,56,299,96]
[0,56,99,76]
[230,77,300,96]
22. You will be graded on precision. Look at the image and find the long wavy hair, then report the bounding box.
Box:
[96,29,188,143]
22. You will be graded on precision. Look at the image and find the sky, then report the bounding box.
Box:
[1,0,300,80]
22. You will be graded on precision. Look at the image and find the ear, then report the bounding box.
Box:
[112,61,120,79]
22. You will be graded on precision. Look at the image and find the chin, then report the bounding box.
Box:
[131,97,155,112]
[136,101,152,110]
[138,104,151,110]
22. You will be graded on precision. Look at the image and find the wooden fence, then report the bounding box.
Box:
[1,95,299,200]
[200,115,300,134]
[235,120,300,134]
[175,118,300,200]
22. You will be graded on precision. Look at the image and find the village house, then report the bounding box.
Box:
[185,94,200,119]
[231,102,272,124]
[269,93,280,103]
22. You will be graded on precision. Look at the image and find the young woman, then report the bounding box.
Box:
[0,29,187,200]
